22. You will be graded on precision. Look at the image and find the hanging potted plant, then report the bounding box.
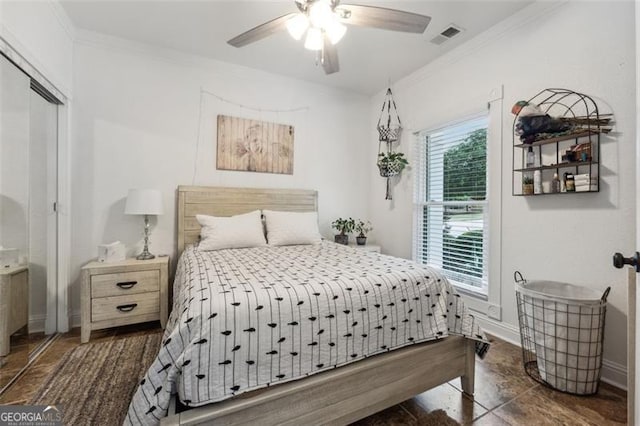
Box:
[332,217,355,245]
[355,220,373,246]
[377,152,409,177]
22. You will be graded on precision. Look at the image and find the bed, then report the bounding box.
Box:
[126,186,489,426]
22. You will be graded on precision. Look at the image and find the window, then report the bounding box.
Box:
[414,115,489,295]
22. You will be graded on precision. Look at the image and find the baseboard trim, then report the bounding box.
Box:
[601,359,628,391]
[70,311,81,329]
[28,314,46,334]
[476,316,521,347]
[476,315,627,390]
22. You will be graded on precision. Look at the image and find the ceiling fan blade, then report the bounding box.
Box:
[228,13,297,48]
[338,5,431,33]
[322,40,340,75]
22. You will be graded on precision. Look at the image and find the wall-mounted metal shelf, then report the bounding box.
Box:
[512,88,611,197]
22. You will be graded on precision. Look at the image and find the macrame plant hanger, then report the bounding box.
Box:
[376,87,403,200]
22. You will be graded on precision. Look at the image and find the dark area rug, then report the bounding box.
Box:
[30,333,162,425]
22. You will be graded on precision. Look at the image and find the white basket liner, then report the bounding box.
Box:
[516,280,607,306]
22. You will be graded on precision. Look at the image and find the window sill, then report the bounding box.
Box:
[447,278,494,317]
[450,281,489,301]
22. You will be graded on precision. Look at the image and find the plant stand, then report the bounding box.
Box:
[376,87,403,200]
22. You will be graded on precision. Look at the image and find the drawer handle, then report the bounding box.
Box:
[116,303,138,313]
[116,281,138,289]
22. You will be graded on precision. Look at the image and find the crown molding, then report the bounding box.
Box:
[47,0,76,42]
[381,1,567,99]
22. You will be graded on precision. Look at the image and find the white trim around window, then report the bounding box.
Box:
[413,86,503,320]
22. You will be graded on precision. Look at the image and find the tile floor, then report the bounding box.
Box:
[0,331,48,392]
[0,324,627,425]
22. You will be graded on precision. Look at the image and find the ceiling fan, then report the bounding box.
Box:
[227,0,431,75]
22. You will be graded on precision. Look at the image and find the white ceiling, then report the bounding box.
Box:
[59,0,532,95]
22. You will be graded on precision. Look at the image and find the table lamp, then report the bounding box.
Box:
[125,189,163,260]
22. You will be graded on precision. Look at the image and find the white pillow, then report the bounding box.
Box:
[196,210,266,251]
[263,210,322,246]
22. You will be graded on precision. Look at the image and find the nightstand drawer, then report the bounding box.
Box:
[91,292,160,322]
[91,270,159,298]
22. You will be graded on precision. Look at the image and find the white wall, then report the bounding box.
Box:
[0,0,74,97]
[369,1,636,386]
[69,33,372,321]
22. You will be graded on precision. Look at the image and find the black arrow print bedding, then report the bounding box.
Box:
[126,242,490,425]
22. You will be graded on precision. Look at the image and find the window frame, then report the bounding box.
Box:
[414,112,490,297]
[412,85,502,316]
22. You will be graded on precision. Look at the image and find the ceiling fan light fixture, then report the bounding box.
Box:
[325,18,346,44]
[308,0,333,29]
[286,14,309,40]
[304,27,323,51]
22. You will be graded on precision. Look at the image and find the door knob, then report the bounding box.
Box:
[613,252,640,272]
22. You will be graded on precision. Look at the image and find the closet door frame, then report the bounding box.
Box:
[0,42,71,334]
[56,103,70,333]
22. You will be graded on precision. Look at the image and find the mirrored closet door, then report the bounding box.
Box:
[0,53,59,391]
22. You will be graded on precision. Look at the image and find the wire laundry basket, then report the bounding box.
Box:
[515,271,610,395]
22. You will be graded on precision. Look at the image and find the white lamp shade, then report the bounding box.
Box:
[125,189,164,215]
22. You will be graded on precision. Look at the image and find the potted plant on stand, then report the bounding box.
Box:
[332,217,355,245]
[355,220,373,246]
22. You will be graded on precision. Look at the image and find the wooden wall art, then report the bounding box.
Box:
[216,115,294,174]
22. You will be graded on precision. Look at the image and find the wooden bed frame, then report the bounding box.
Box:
[162,185,475,425]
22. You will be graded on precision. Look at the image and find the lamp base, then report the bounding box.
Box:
[137,215,156,260]
[136,252,156,260]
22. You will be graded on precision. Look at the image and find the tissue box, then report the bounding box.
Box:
[0,248,19,268]
[98,241,126,263]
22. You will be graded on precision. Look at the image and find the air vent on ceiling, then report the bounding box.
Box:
[430,24,464,45]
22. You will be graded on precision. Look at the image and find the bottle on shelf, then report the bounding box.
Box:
[551,173,561,193]
[533,170,542,194]
[526,147,535,168]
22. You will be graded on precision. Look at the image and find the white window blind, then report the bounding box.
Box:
[414,115,489,294]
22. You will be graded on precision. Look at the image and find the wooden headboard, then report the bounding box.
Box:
[177,186,318,254]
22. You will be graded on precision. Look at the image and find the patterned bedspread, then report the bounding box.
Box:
[126,242,489,425]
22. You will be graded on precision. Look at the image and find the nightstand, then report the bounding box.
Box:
[81,257,169,343]
[0,266,28,356]
[349,243,381,253]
